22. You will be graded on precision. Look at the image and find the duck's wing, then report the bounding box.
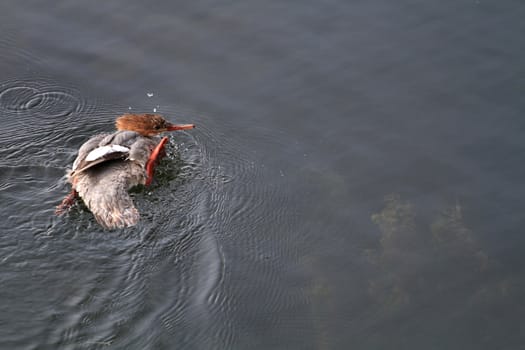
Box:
[70,131,144,177]
[71,144,130,176]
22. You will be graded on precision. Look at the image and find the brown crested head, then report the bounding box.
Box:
[115,114,195,136]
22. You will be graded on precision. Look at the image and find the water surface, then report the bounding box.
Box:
[0,1,524,349]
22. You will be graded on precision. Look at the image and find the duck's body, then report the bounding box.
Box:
[56,114,194,229]
[70,130,158,228]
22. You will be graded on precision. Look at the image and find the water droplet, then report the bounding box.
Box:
[147,92,154,97]
[153,108,157,112]
[128,106,132,110]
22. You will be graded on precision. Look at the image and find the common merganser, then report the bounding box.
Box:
[55,114,195,229]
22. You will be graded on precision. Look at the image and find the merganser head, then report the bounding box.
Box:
[115,114,195,136]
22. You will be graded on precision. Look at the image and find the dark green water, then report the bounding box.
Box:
[0,1,524,349]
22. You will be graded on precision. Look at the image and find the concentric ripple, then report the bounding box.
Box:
[0,79,101,168]
[0,79,87,119]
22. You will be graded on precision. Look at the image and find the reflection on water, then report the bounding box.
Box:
[366,194,525,347]
[369,194,488,311]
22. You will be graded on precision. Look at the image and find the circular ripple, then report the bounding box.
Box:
[0,86,40,111]
[36,90,81,118]
[0,79,87,118]
[0,79,102,161]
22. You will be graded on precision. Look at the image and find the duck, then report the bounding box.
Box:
[55,113,194,229]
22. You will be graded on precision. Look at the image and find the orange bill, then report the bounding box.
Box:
[166,123,195,131]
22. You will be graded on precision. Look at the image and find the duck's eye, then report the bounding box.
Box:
[155,124,161,130]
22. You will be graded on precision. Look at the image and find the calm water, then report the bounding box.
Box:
[1,1,524,349]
